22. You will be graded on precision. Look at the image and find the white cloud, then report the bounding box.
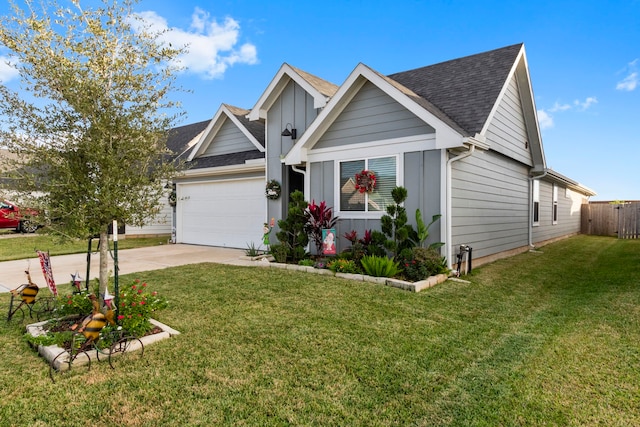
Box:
[616,59,638,91]
[537,109,554,130]
[540,96,597,128]
[616,72,638,91]
[549,101,571,112]
[0,55,19,83]
[574,96,598,111]
[133,8,258,80]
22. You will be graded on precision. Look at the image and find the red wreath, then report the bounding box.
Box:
[354,170,376,193]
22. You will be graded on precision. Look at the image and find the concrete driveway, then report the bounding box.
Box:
[0,244,254,293]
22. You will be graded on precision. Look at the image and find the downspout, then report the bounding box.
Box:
[446,144,476,269]
[528,169,548,248]
[291,165,308,199]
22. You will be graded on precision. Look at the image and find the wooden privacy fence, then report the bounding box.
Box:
[581,202,640,238]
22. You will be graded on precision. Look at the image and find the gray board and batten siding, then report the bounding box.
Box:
[309,151,442,254]
[266,80,322,221]
[308,80,442,252]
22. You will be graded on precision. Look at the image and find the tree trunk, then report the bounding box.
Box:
[99,230,109,305]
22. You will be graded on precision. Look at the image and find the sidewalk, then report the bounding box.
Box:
[0,244,254,293]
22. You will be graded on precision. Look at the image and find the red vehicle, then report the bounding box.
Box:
[0,200,38,233]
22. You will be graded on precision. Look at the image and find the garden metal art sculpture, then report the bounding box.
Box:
[6,270,43,322]
[6,246,95,323]
[49,292,145,382]
[6,251,63,322]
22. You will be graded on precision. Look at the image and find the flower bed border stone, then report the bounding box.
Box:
[26,318,180,371]
[253,260,450,292]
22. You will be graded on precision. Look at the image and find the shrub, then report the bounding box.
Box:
[117,280,168,338]
[360,255,400,277]
[399,247,448,282]
[275,190,309,263]
[304,200,338,255]
[298,259,315,267]
[380,187,414,259]
[414,209,444,249]
[269,244,288,263]
[328,258,360,274]
[55,290,93,317]
[342,229,386,263]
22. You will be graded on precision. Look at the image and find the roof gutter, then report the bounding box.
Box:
[445,136,488,269]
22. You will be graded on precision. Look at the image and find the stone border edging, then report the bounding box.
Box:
[251,258,450,292]
[26,318,180,371]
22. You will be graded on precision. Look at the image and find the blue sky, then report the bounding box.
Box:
[1,0,638,201]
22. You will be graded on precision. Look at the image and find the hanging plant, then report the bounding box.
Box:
[354,170,376,193]
[265,179,282,200]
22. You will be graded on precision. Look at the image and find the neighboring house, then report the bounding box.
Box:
[176,43,595,267]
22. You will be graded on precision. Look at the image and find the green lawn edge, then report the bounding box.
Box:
[1,235,638,425]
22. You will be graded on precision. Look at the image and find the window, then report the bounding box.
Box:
[552,183,558,224]
[339,156,397,213]
[532,179,540,226]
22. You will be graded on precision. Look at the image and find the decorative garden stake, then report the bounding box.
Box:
[322,229,337,255]
[70,271,83,293]
[263,217,275,250]
[112,220,120,325]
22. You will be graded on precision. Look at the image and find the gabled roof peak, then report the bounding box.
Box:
[286,64,339,98]
[222,104,250,117]
[187,103,265,162]
[247,63,338,121]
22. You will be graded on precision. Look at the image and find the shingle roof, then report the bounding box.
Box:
[185,149,264,170]
[166,120,210,155]
[388,43,523,136]
[289,65,339,98]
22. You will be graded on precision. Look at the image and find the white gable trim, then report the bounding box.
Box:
[247,63,331,121]
[284,63,465,166]
[188,105,264,161]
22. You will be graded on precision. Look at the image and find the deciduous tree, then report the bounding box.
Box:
[0,0,185,299]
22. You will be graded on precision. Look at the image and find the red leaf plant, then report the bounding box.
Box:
[304,200,339,255]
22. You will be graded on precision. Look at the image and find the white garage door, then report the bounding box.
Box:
[177,178,266,248]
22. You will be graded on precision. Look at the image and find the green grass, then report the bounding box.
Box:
[0,233,169,261]
[1,235,639,425]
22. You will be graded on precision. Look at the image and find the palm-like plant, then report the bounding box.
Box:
[304,200,338,255]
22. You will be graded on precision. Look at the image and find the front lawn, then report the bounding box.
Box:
[0,234,168,261]
[1,235,638,425]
